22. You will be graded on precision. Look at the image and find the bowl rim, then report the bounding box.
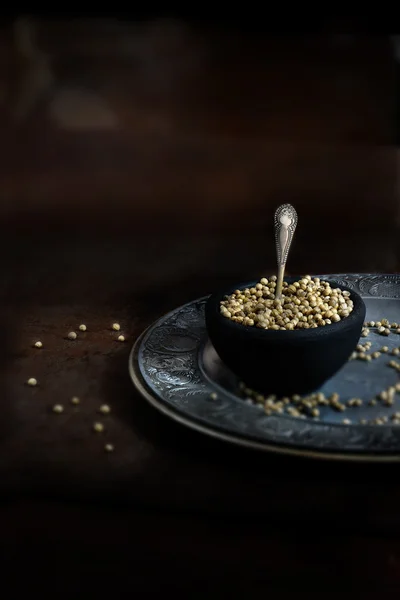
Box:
[206,277,366,342]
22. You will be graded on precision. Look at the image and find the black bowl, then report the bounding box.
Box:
[205,278,366,397]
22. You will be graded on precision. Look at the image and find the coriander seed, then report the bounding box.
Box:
[34,341,43,349]
[104,443,114,452]
[79,324,87,331]
[112,323,120,331]
[27,378,37,386]
[71,396,80,405]
[117,335,125,342]
[93,422,104,433]
[67,331,77,340]
[99,404,111,414]
[52,404,64,414]
[210,392,218,400]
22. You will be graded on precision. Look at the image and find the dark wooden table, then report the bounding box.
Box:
[0,20,399,594]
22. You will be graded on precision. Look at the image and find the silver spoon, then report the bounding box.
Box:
[274,203,298,301]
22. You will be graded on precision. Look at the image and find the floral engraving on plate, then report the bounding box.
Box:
[134,275,400,454]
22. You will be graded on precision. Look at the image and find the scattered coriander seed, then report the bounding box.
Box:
[112,323,120,331]
[392,323,399,329]
[93,422,104,433]
[378,326,386,335]
[117,335,125,342]
[397,328,400,335]
[395,383,400,393]
[382,319,390,327]
[342,418,352,425]
[311,408,320,418]
[381,346,389,353]
[376,321,382,328]
[52,404,64,414]
[392,412,400,420]
[369,399,377,406]
[210,392,218,400]
[385,328,391,336]
[70,396,80,405]
[392,348,400,356]
[67,331,77,340]
[78,324,87,331]
[368,321,375,327]
[34,341,43,349]
[99,404,111,414]
[104,443,114,452]
[27,378,37,386]
[371,351,381,359]
[360,419,368,425]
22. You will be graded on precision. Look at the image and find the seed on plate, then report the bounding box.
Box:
[210,392,218,400]
[311,408,320,418]
[395,383,400,392]
[117,335,125,342]
[392,323,399,329]
[104,443,114,452]
[93,422,104,433]
[70,396,80,405]
[392,348,400,356]
[371,351,381,359]
[382,319,390,327]
[79,324,87,331]
[368,399,377,406]
[381,346,389,353]
[52,404,64,413]
[360,419,367,425]
[67,331,77,340]
[376,322,382,328]
[27,378,37,386]
[368,321,375,327]
[379,390,388,401]
[99,404,111,414]
[34,341,43,349]
[112,323,120,331]
[397,328,400,335]
[361,328,369,337]
[342,418,352,425]
[349,352,357,360]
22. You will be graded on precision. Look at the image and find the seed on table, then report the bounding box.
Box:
[67,331,77,340]
[112,323,120,331]
[79,324,87,331]
[34,341,43,349]
[117,335,125,342]
[52,404,64,414]
[70,396,80,405]
[104,443,114,452]
[93,422,104,433]
[210,392,218,400]
[27,378,37,386]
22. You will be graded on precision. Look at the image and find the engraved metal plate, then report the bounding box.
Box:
[129,274,400,461]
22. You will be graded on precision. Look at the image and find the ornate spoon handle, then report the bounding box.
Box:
[274,203,298,300]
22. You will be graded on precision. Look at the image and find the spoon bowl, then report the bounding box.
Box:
[205,278,366,396]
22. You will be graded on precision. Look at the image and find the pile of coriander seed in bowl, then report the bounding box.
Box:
[219,275,353,331]
[205,275,366,397]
